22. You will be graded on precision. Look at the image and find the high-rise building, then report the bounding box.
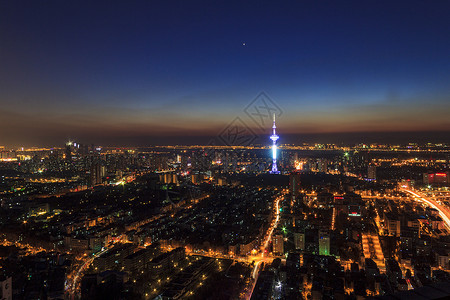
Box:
[319,230,330,256]
[368,164,377,180]
[385,213,401,237]
[423,172,449,185]
[294,232,305,251]
[164,173,172,184]
[270,114,280,174]
[65,142,73,161]
[318,158,327,173]
[90,163,103,186]
[191,173,200,185]
[290,172,301,196]
[272,234,284,255]
[172,173,179,185]
[291,152,299,167]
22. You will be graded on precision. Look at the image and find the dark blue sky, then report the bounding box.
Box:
[1,1,449,146]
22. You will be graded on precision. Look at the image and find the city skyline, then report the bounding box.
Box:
[1,2,450,299]
[1,1,450,147]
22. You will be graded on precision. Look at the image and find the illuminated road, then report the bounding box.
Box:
[65,246,111,298]
[262,192,284,254]
[247,191,284,299]
[402,188,450,229]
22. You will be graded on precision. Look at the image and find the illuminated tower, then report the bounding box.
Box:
[270,114,280,174]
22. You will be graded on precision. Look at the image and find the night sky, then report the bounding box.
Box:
[1,1,450,147]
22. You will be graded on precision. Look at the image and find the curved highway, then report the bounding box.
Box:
[402,188,450,229]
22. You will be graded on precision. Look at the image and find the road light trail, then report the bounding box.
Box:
[252,260,263,279]
[402,188,450,229]
[263,193,283,254]
[66,246,111,297]
[246,191,284,300]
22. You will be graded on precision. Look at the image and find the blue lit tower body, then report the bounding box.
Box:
[270,114,280,174]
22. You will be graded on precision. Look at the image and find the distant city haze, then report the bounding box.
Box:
[1,1,449,147]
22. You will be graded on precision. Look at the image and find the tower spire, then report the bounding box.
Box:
[270,114,280,174]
